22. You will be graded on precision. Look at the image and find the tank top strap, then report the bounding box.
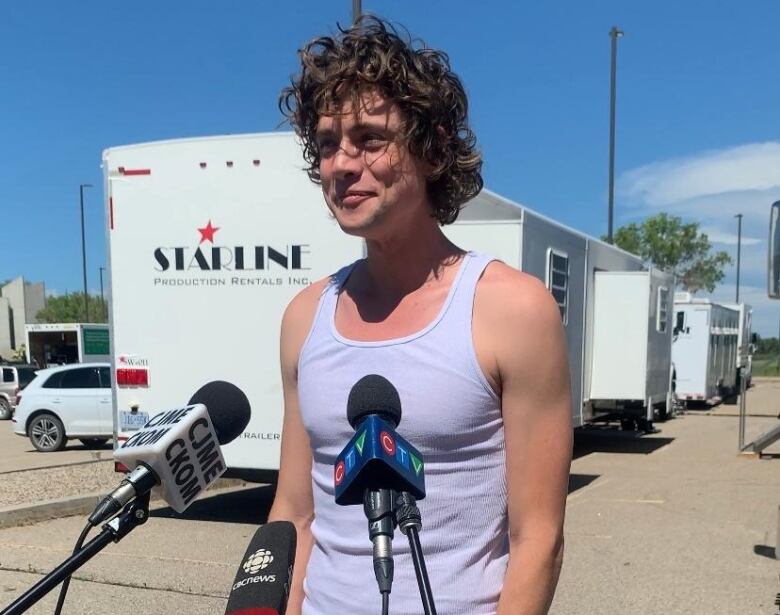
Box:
[437,251,496,331]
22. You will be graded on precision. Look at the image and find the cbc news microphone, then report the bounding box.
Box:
[333,374,426,598]
[89,380,251,526]
[224,521,296,615]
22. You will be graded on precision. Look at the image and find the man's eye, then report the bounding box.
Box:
[317,140,338,155]
[362,134,387,149]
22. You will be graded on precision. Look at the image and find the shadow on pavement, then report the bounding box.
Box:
[568,474,599,494]
[150,484,276,525]
[752,544,777,560]
[18,441,113,455]
[573,427,674,460]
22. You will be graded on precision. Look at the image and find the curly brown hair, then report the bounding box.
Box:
[279,15,483,225]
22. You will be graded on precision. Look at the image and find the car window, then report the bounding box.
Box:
[2,368,13,383]
[42,372,64,389]
[98,367,111,388]
[59,367,101,389]
[17,368,37,389]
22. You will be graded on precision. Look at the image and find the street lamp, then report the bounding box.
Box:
[735,213,743,303]
[99,266,106,319]
[352,0,361,23]
[607,26,624,244]
[79,183,93,322]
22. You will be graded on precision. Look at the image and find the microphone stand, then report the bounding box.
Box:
[1,492,151,615]
[395,492,436,615]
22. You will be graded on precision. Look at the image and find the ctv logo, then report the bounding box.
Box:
[379,431,423,476]
[334,430,367,486]
[333,429,423,487]
[153,220,311,272]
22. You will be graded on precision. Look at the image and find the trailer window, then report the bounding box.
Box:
[2,368,12,383]
[546,249,569,325]
[656,287,669,332]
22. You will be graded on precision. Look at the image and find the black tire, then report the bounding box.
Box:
[0,398,11,421]
[79,437,109,448]
[656,404,669,422]
[636,417,655,434]
[29,413,66,452]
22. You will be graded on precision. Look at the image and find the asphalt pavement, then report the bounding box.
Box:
[0,381,778,614]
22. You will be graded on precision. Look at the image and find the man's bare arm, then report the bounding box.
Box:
[267,281,327,615]
[476,264,573,615]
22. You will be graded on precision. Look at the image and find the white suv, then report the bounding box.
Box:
[13,363,113,452]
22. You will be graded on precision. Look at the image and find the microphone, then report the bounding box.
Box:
[88,380,251,526]
[334,375,426,598]
[224,521,296,615]
[334,375,425,505]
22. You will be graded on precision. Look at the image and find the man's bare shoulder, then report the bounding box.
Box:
[476,260,560,325]
[282,276,331,330]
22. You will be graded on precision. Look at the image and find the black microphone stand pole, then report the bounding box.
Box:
[395,492,436,615]
[0,492,151,615]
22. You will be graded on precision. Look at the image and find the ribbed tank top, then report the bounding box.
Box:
[297,252,508,615]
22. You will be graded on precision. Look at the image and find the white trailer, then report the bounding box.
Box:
[587,269,675,424]
[25,323,110,367]
[104,134,363,481]
[721,302,754,388]
[672,295,740,404]
[441,191,671,430]
[105,132,675,480]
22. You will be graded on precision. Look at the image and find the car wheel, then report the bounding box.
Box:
[29,414,66,452]
[79,437,109,448]
[0,398,11,420]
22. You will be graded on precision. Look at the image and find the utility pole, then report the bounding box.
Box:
[735,213,743,303]
[352,0,361,23]
[607,26,624,244]
[79,184,93,322]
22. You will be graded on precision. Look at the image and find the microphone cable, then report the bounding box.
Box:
[53,520,93,615]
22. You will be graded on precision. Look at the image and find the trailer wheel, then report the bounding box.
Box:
[636,417,655,434]
[0,398,11,420]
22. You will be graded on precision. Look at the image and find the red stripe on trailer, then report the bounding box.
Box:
[109,197,114,230]
[118,167,151,176]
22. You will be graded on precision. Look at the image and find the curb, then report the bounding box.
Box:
[0,478,250,530]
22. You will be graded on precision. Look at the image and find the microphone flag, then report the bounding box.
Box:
[334,414,425,505]
[114,403,225,512]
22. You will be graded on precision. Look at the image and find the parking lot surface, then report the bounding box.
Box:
[0,382,778,614]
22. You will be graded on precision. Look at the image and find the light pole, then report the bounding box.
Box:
[79,183,93,322]
[735,213,743,303]
[607,26,624,244]
[352,0,361,23]
[99,267,106,319]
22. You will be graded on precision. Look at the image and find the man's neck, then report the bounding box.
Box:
[358,224,464,299]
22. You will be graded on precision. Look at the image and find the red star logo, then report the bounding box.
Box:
[197,220,220,244]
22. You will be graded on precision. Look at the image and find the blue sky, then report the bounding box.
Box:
[1,1,779,335]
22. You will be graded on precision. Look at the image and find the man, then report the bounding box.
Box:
[268,16,572,615]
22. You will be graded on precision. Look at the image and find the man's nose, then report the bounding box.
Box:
[330,142,363,177]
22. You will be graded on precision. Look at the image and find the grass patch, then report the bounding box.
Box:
[753,356,780,377]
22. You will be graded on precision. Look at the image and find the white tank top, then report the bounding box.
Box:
[297,252,508,614]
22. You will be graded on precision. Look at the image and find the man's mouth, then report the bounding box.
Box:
[339,191,375,206]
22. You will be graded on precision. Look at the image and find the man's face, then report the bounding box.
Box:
[315,90,431,238]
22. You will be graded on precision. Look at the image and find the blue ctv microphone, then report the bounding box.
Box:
[334,375,425,506]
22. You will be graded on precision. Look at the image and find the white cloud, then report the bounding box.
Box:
[618,142,780,338]
[700,226,761,247]
[620,142,780,208]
